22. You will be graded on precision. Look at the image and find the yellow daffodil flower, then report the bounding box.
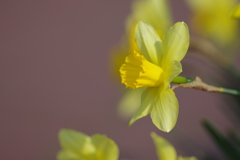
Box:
[151,132,197,160]
[57,129,119,160]
[120,21,189,132]
[111,0,172,119]
[186,0,238,47]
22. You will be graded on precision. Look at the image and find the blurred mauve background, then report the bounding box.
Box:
[0,1,234,160]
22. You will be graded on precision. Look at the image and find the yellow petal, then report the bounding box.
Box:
[150,88,179,132]
[118,88,144,119]
[91,134,119,160]
[57,150,81,160]
[178,156,198,160]
[58,130,119,160]
[232,4,240,18]
[58,129,96,159]
[129,87,158,126]
[161,22,189,70]
[126,0,172,39]
[151,132,177,160]
[164,61,182,83]
[135,21,163,65]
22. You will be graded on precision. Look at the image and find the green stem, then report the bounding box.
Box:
[220,88,240,96]
[172,76,194,84]
[172,76,240,96]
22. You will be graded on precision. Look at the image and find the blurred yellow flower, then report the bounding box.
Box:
[186,0,238,47]
[232,4,240,18]
[126,0,172,39]
[120,21,189,132]
[57,129,119,160]
[151,132,197,160]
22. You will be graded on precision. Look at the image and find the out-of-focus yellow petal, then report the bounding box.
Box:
[118,88,144,119]
[57,150,81,160]
[178,156,198,160]
[129,87,158,126]
[126,0,172,39]
[135,21,163,65]
[110,44,130,82]
[151,132,177,160]
[58,129,96,159]
[150,88,179,132]
[129,23,139,51]
[232,4,240,18]
[58,129,119,160]
[91,134,119,160]
[161,22,189,70]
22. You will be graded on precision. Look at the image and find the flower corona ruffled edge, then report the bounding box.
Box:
[120,51,164,89]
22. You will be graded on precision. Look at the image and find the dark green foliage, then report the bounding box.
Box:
[202,120,240,160]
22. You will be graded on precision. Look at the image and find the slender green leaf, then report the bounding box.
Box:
[202,120,240,160]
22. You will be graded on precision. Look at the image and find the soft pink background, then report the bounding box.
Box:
[0,1,233,160]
